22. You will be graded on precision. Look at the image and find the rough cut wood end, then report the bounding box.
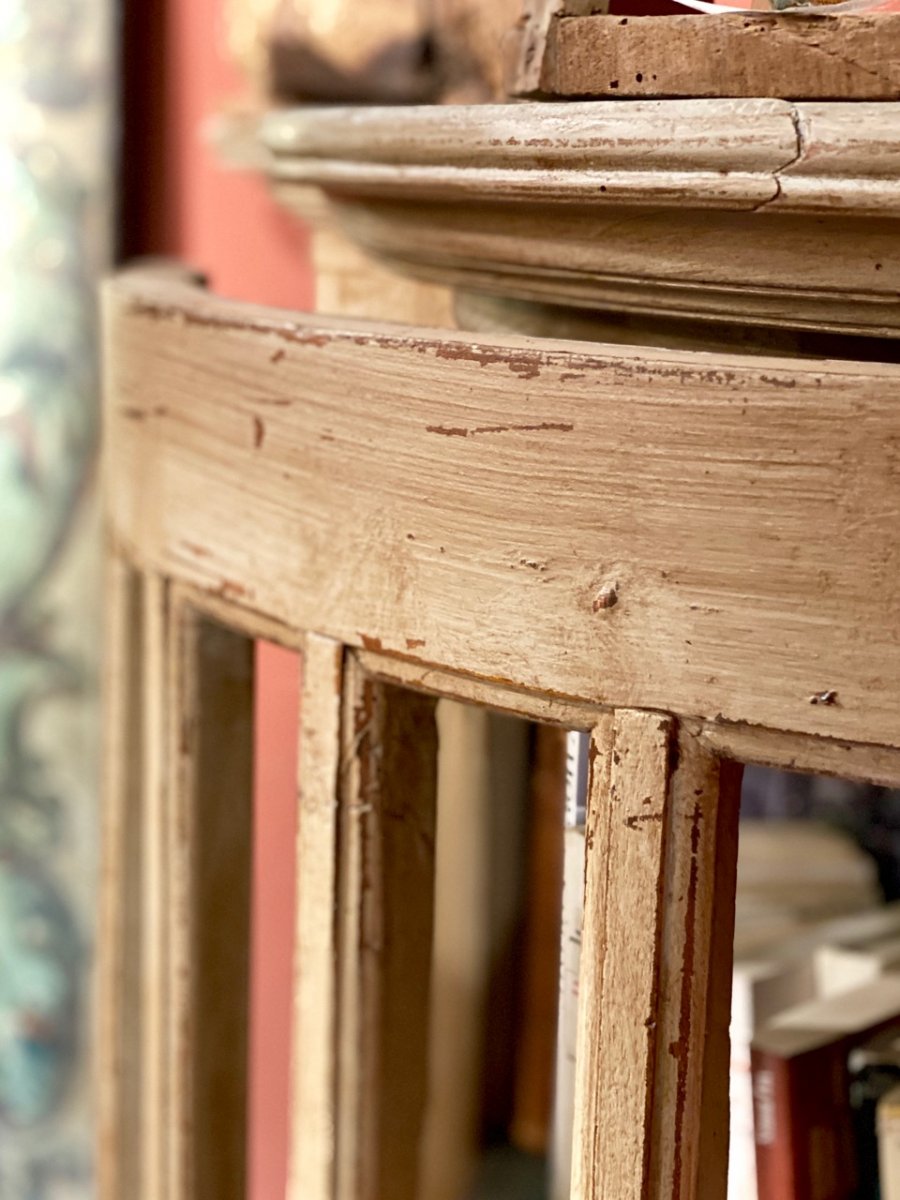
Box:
[510,13,900,100]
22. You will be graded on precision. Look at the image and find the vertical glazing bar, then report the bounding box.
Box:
[572,709,670,1200]
[139,573,171,1200]
[97,554,144,1200]
[650,728,741,1200]
[289,634,344,1200]
[571,709,739,1200]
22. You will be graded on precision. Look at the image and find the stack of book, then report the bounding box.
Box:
[751,976,900,1199]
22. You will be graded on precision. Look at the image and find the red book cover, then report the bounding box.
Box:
[752,978,900,1200]
[752,1034,856,1200]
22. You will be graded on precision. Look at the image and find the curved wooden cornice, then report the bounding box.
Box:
[262,100,900,336]
[264,100,899,215]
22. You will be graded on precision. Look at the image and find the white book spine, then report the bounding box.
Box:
[551,731,590,1200]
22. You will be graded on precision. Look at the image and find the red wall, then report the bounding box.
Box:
[133,3,313,1195]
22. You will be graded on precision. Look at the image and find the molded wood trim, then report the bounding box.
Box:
[263,99,900,217]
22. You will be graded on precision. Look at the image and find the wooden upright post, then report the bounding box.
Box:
[572,711,740,1200]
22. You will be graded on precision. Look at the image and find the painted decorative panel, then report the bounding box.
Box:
[0,0,113,1195]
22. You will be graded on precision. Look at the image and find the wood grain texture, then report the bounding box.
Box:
[139,574,171,1200]
[531,14,900,101]
[572,710,670,1200]
[572,713,740,1200]
[105,272,900,748]
[510,0,559,97]
[97,556,144,1200]
[692,720,900,790]
[264,100,900,334]
[167,596,255,1200]
[355,654,900,789]
[357,651,600,730]
[336,660,439,1200]
[265,99,798,204]
[289,634,343,1200]
[512,0,601,96]
[648,729,741,1200]
[160,578,303,650]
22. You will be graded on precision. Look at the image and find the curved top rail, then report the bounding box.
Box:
[104,268,900,748]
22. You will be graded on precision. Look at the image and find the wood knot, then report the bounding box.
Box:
[593,586,619,612]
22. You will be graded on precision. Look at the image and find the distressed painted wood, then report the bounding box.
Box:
[361,652,900,791]
[263,100,900,335]
[103,87,900,1200]
[289,634,344,1200]
[648,728,741,1200]
[104,271,900,749]
[357,650,601,730]
[336,658,439,1200]
[572,709,668,1200]
[572,712,740,1200]
[523,13,900,101]
[98,555,144,1200]
[139,574,171,1200]
[692,721,900,791]
[511,0,594,96]
[166,598,255,1200]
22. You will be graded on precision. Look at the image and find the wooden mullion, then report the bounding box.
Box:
[572,710,669,1200]
[98,554,144,1200]
[336,657,439,1200]
[289,634,345,1200]
[137,571,172,1200]
[138,573,172,1200]
[572,709,739,1200]
[649,727,742,1200]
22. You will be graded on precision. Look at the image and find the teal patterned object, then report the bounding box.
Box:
[0,646,76,855]
[0,132,93,1138]
[0,0,111,1189]
[0,855,78,1128]
[0,141,95,621]
[0,1,96,110]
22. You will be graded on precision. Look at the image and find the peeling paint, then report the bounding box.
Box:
[216,580,249,600]
[623,812,663,830]
[426,421,574,439]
